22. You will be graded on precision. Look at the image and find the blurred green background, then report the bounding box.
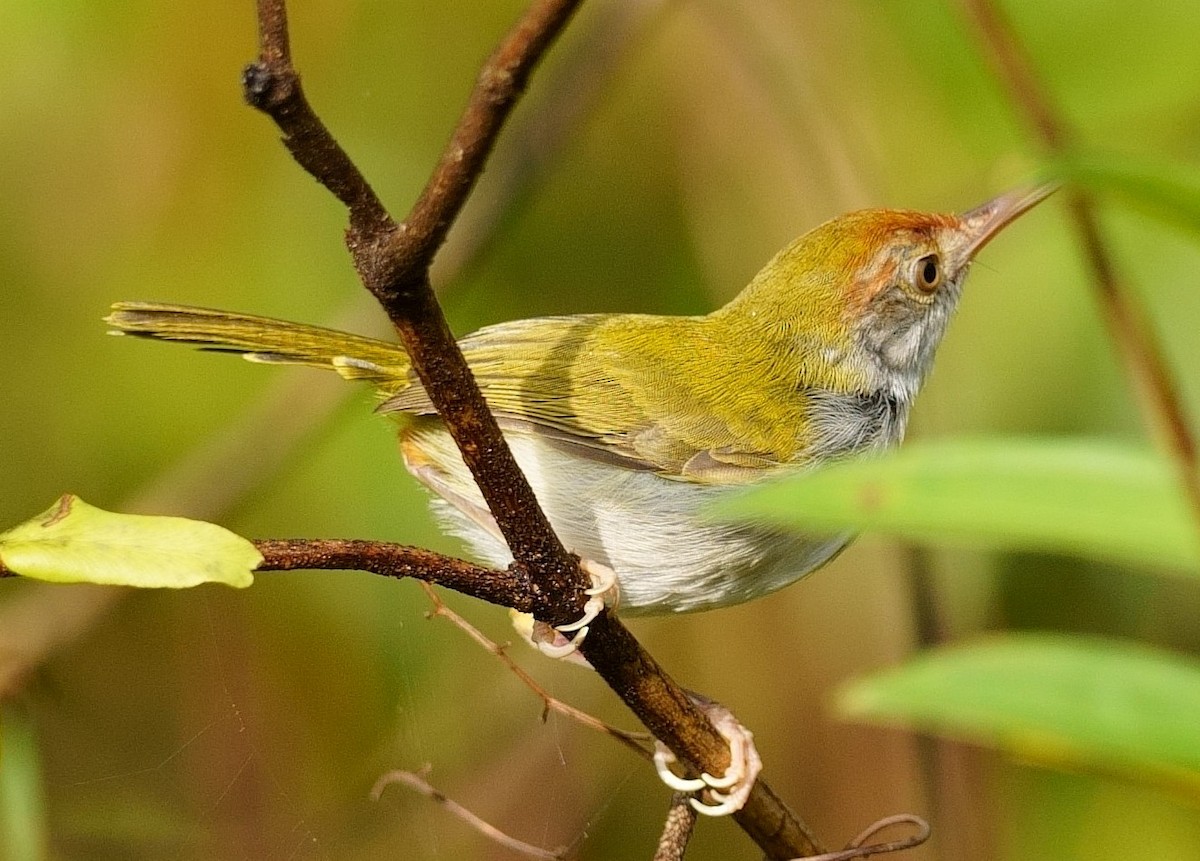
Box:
[2,1,1199,858]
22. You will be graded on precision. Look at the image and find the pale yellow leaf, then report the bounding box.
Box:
[0,495,260,588]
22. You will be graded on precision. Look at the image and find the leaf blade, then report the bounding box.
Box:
[838,635,1200,796]
[713,438,1200,572]
[0,495,260,588]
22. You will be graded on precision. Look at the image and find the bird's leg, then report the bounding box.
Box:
[652,696,762,817]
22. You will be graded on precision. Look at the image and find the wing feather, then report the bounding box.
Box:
[381,313,807,482]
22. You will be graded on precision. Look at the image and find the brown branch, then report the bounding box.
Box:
[1,29,602,699]
[418,583,653,760]
[245,0,391,232]
[245,0,583,623]
[1,0,635,705]
[802,814,931,861]
[238,3,822,857]
[957,0,1200,532]
[0,540,523,607]
[391,0,584,276]
[579,613,824,856]
[372,766,567,860]
[3,536,823,855]
[2,526,815,857]
[254,539,531,609]
[265,542,825,855]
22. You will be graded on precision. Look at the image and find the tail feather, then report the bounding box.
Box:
[105,302,412,389]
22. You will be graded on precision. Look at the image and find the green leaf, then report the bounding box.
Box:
[713,438,1200,572]
[838,635,1200,797]
[1047,153,1200,237]
[0,495,259,588]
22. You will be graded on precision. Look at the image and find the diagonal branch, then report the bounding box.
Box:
[245,0,583,623]
[391,0,585,276]
[418,582,654,760]
[238,2,823,858]
[958,0,1200,532]
[245,0,391,231]
[0,0,626,704]
[1,531,823,858]
[373,766,568,860]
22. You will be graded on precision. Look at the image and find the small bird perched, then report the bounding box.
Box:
[107,183,1052,812]
[107,183,1052,614]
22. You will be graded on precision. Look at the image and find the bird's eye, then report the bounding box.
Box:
[915,254,941,293]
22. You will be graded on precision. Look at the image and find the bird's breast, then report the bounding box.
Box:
[800,387,909,462]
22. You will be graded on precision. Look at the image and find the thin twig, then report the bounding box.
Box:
[797,814,931,861]
[958,0,1200,533]
[0,534,819,842]
[0,539,524,607]
[252,539,530,610]
[372,766,567,861]
[389,0,585,277]
[418,583,653,759]
[246,0,391,231]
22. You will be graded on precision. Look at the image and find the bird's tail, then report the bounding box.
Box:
[104,302,413,390]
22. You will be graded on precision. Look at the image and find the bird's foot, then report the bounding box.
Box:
[652,699,762,817]
[535,558,619,659]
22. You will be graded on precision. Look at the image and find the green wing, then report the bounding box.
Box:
[384,313,811,483]
[107,302,815,483]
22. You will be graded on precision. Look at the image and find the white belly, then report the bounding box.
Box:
[406,429,850,615]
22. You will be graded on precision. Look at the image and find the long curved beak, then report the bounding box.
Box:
[954,182,1059,265]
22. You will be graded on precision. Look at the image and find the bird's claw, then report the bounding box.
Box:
[535,559,619,659]
[535,624,590,658]
[652,702,762,817]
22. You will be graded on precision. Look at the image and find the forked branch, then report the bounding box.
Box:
[241,1,823,858]
[245,0,583,623]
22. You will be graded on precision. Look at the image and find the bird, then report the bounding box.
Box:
[107,182,1052,616]
[106,183,1053,813]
